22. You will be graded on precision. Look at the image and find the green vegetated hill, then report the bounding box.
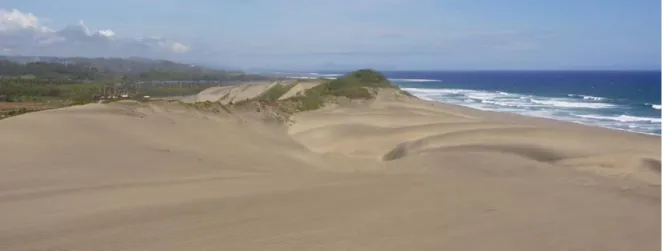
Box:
[213,69,410,115]
[0,56,272,119]
[0,56,268,82]
[0,56,274,103]
[285,69,401,111]
[183,69,410,125]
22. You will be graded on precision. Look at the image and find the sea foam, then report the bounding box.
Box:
[568,94,607,101]
[530,99,615,109]
[574,114,662,123]
[388,78,441,82]
[400,87,659,135]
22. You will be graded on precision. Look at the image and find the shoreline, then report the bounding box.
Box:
[400,88,661,137]
[275,75,661,136]
[416,96,662,137]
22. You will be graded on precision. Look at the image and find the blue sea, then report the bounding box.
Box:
[275,71,662,135]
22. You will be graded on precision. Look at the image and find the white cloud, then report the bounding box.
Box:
[166,41,190,53]
[137,37,191,53]
[0,9,51,32]
[97,29,116,38]
[0,8,191,58]
[77,20,91,35]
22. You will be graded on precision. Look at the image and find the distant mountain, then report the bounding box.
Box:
[0,55,229,74]
[0,55,269,82]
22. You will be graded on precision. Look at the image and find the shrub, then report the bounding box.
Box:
[288,91,324,111]
[298,96,323,111]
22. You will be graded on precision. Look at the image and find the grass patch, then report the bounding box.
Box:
[289,95,324,111]
[291,82,327,111]
[0,107,40,120]
[327,86,373,99]
[69,98,95,106]
[259,83,296,101]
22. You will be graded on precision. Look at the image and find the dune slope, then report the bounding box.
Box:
[0,85,660,251]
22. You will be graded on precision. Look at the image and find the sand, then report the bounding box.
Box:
[0,87,660,250]
[194,81,287,104]
[278,80,324,100]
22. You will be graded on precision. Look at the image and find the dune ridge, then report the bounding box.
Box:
[0,79,660,251]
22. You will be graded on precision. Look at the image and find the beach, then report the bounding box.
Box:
[0,83,660,250]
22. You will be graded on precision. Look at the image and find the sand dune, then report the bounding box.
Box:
[194,81,278,104]
[278,80,324,100]
[0,86,660,250]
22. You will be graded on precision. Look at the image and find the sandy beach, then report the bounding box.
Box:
[0,83,660,250]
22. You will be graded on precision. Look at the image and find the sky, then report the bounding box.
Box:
[0,0,660,71]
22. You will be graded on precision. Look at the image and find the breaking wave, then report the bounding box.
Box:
[568,94,607,101]
[401,87,661,135]
[387,78,441,83]
[530,99,615,109]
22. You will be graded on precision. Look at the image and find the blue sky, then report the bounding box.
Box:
[0,0,660,70]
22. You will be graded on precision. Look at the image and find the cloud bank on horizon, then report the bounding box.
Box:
[0,0,660,71]
[0,9,190,58]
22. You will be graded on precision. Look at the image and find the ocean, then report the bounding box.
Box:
[276,71,662,135]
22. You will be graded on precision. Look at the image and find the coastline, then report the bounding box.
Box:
[416,96,662,138]
[276,70,662,135]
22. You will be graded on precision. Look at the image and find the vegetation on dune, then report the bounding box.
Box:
[288,89,325,111]
[139,85,211,97]
[186,100,232,114]
[320,69,396,98]
[0,107,36,119]
[0,79,212,103]
[0,81,102,102]
[259,83,296,102]
[209,70,401,117]
[283,69,400,111]
[0,65,413,121]
[333,69,396,88]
